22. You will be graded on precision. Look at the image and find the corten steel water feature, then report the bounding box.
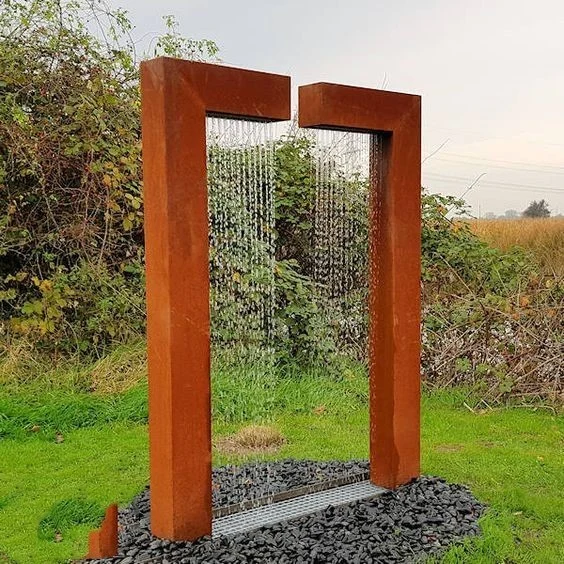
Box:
[140,58,421,541]
[299,83,422,488]
[140,57,291,540]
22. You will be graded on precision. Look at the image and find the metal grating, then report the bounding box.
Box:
[212,480,386,537]
[213,472,370,518]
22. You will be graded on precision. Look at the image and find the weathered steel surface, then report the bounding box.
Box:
[86,504,118,558]
[140,57,290,540]
[299,82,421,489]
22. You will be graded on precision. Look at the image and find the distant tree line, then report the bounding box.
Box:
[483,199,554,219]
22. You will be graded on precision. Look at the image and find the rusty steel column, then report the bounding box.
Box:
[140,58,290,540]
[299,83,421,489]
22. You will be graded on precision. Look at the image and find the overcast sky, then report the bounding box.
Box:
[110,0,564,216]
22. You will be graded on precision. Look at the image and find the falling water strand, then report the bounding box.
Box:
[206,117,277,366]
[311,129,371,360]
[207,120,372,369]
[368,133,383,369]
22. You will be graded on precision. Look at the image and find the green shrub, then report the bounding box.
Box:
[0,0,216,355]
[421,192,531,296]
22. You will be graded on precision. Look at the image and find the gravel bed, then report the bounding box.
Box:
[87,460,484,563]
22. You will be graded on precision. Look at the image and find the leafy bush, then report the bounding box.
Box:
[420,192,563,402]
[421,192,530,296]
[0,0,217,353]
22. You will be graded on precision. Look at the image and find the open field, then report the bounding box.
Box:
[469,217,564,275]
[0,355,562,564]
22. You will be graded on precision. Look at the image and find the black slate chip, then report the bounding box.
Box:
[86,460,484,563]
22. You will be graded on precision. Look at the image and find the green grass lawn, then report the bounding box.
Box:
[0,368,562,563]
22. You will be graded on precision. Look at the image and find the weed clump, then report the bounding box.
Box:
[216,425,286,456]
[38,498,104,541]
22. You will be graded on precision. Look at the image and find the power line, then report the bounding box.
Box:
[425,172,564,191]
[424,124,564,149]
[424,173,564,195]
[428,156,564,175]
[425,181,564,195]
[440,152,564,170]
[426,183,562,196]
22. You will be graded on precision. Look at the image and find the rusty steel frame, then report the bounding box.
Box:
[140,58,291,540]
[299,83,421,488]
[140,59,420,542]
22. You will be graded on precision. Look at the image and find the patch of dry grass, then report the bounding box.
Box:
[0,340,147,393]
[215,425,286,456]
[88,342,147,394]
[469,217,564,275]
[0,340,39,387]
